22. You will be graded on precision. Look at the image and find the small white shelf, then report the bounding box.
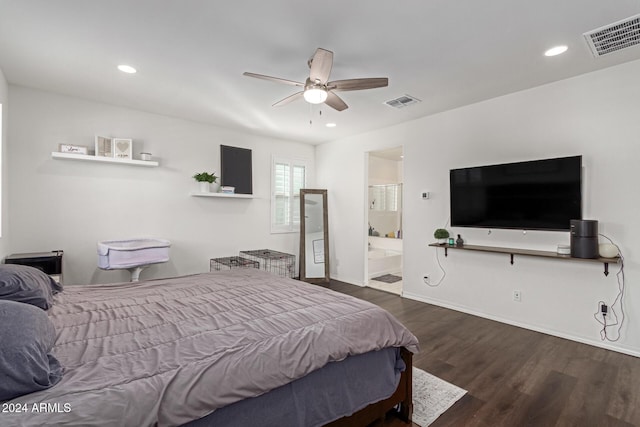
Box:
[51,152,159,167]
[190,191,254,199]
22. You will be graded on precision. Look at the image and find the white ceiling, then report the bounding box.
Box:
[1,1,640,145]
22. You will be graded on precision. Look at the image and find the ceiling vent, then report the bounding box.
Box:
[384,94,421,109]
[584,14,640,57]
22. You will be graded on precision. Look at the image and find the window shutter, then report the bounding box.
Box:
[292,164,305,225]
[274,162,290,226]
[271,157,308,233]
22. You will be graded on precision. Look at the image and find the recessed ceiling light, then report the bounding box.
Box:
[117,64,137,74]
[326,123,337,128]
[544,45,568,57]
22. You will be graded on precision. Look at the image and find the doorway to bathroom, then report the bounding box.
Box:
[366,146,403,295]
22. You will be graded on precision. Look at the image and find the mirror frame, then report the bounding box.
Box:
[299,189,330,284]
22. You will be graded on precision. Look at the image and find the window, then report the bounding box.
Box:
[272,156,307,233]
[369,184,402,212]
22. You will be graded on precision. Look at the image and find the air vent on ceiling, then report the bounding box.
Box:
[384,94,421,109]
[584,14,640,57]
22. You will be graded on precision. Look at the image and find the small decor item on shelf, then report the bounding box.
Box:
[220,186,235,194]
[433,228,450,245]
[193,172,218,193]
[113,138,133,160]
[140,152,152,161]
[59,144,88,155]
[95,136,113,157]
[448,238,455,246]
[456,234,464,247]
[598,243,619,258]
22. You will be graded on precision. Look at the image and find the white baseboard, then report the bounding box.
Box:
[402,290,640,358]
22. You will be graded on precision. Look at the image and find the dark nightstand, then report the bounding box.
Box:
[5,250,64,284]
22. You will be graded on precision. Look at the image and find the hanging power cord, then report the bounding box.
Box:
[427,246,447,287]
[425,218,449,287]
[593,233,625,342]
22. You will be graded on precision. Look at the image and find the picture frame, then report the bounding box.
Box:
[312,239,325,264]
[95,136,113,157]
[59,144,88,155]
[112,138,133,160]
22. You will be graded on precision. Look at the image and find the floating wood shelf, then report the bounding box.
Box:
[51,152,159,167]
[189,192,254,199]
[428,243,619,276]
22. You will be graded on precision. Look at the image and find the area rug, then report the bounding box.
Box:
[372,274,402,283]
[412,367,467,427]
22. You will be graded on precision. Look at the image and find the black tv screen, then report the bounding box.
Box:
[450,156,582,231]
[220,145,252,194]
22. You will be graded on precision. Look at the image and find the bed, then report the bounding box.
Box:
[1,267,419,427]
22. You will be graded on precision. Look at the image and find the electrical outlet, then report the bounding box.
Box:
[513,290,522,302]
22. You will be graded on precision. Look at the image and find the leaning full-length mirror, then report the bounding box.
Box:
[299,189,329,284]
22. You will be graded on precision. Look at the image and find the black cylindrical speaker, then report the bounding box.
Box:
[570,219,599,258]
[570,219,598,237]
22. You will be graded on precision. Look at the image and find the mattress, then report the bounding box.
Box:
[2,268,418,427]
[182,347,405,427]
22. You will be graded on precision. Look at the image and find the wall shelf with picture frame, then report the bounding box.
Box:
[51,152,159,167]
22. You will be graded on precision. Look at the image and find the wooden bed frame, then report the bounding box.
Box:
[325,347,413,427]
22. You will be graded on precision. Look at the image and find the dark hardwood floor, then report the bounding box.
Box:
[326,280,640,427]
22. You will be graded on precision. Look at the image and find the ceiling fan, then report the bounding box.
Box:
[243,48,388,111]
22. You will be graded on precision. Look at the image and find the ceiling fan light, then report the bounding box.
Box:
[304,88,328,104]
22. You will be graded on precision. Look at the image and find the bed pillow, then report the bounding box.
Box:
[0,264,61,310]
[0,299,63,401]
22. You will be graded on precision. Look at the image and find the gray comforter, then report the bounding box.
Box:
[3,269,419,427]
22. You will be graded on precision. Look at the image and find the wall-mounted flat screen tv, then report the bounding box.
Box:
[450,155,582,231]
[221,145,252,195]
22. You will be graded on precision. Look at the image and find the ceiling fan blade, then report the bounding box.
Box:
[272,91,304,107]
[309,48,333,84]
[328,77,389,91]
[324,91,348,111]
[243,72,304,87]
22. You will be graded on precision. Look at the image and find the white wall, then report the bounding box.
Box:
[8,86,314,285]
[0,67,9,259]
[317,59,640,356]
[368,155,401,185]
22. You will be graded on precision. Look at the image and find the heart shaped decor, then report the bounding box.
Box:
[116,141,129,152]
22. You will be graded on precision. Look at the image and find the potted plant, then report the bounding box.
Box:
[193,172,218,193]
[433,228,450,245]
